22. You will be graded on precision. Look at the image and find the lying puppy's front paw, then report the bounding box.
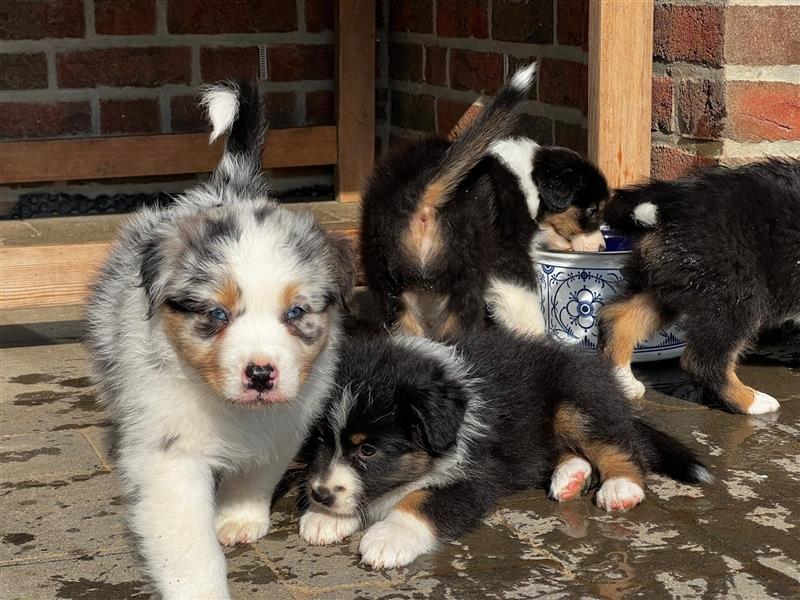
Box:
[299,510,361,545]
[215,506,270,547]
[359,511,436,569]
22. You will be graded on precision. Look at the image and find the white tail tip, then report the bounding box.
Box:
[200,84,239,144]
[509,62,537,93]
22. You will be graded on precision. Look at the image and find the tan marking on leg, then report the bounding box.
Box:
[393,291,428,337]
[583,443,644,487]
[553,406,587,444]
[600,293,666,367]
[433,309,461,340]
[722,365,757,414]
[394,490,430,520]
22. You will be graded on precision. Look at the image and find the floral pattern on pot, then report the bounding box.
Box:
[534,252,686,363]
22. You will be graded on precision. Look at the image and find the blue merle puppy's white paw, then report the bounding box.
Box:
[215,505,270,547]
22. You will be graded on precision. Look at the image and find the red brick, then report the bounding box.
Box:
[0,0,84,40]
[100,98,160,135]
[651,145,717,181]
[306,90,334,126]
[676,78,724,140]
[557,0,588,49]
[95,0,156,35]
[168,0,296,34]
[57,48,191,88]
[268,45,334,82]
[652,75,673,133]
[171,95,206,133]
[725,6,800,66]
[654,5,724,66]
[726,81,800,142]
[389,43,423,82]
[425,46,447,87]
[265,92,296,128]
[436,0,488,39]
[0,101,91,139]
[390,0,433,33]
[201,47,259,82]
[449,49,502,94]
[0,53,48,90]
[305,0,334,33]
[492,0,553,44]
[554,121,588,156]
[538,58,587,113]
[436,97,471,138]
[391,90,435,133]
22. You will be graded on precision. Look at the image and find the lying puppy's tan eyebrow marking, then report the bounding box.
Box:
[350,433,368,445]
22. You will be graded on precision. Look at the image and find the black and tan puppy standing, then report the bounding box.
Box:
[361,64,608,340]
[599,158,800,414]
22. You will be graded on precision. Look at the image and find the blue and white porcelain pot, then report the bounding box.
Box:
[533,249,686,362]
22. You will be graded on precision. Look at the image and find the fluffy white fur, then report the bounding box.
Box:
[202,84,240,143]
[748,391,780,415]
[87,85,346,599]
[632,201,659,227]
[549,456,593,501]
[484,276,546,338]
[509,62,537,92]
[490,138,541,218]
[311,462,363,515]
[595,477,645,512]
[613,365,646,400]
[359,510,437,569]
[299,510,362,545]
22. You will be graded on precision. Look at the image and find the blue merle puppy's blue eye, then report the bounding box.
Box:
[208,308,228,321]
[286,306,305,321]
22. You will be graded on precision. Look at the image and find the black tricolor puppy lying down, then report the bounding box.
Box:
[298,331,710,568]
[599,158,800,414]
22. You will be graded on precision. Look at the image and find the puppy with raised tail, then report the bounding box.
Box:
[86,82,354,599]
[361,64,608,341]
[298,331,710,569]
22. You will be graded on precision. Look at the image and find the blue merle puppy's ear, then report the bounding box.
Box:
[399,366,467,455]
[326,232,356,311]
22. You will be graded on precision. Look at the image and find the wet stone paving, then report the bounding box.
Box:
[1,316,799,599]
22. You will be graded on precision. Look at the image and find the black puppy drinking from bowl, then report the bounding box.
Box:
[361,64,608,340]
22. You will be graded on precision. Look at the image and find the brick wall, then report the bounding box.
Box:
[377,0,589,156]
[652,0,800,179]
[0,0,338,206]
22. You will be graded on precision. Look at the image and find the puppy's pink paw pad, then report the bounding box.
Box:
[550,457,593,502]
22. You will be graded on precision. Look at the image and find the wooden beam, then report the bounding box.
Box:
[1,229,363,310]
[0,126,337,185]
[588,0,654,188]
[335,0,375,203]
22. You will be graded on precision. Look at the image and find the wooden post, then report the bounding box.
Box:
[335,0,375,203]
[588,0,654,188]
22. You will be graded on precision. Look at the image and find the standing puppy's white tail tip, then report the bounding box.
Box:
[201,85,239,144]
[509,63,537,93]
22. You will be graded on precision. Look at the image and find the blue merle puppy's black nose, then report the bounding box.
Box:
[244,363,276,392]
